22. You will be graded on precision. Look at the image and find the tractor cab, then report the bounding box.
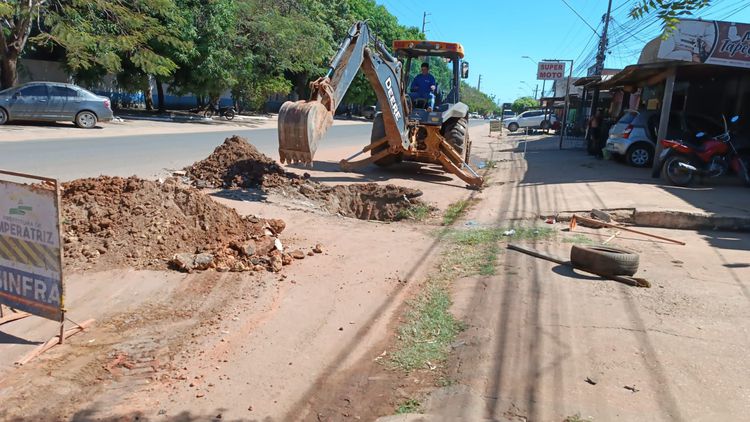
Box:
[393,40,470,126]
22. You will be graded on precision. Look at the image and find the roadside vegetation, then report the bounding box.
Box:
[0,0,500,114]
[397,204,434,221]
[442,199,476,225]
[389,223,556,374]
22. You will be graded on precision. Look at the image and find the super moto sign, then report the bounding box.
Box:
[0,178,63,321]
[537,62,566,80]
[658,19,750,69]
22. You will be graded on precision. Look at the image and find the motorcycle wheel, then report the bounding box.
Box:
[224,109,235,120]
[203,109,214,118]
[662,155,695,186]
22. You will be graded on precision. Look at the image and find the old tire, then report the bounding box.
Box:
[370,112,401,167]
[0,107,8,125]
[570,245,639,276]
[75,111,98,129]
[508,122,519,132]
[443,116,468,160]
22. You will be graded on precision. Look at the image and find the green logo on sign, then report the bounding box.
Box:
[9,204,32,216]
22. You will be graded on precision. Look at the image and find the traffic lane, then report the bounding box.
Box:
[0,119,487,182]
[0,123,372,181]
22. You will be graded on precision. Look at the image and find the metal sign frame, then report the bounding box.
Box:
[0,169,65,342]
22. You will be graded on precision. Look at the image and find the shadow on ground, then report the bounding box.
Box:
[518,135,750,217]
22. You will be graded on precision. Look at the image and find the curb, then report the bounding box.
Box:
[548,208,750,232]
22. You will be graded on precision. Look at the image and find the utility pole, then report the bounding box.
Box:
[477,74,482,91]
[589,0,612,120]
[422,12,431,35]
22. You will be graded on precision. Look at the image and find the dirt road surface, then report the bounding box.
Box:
[1,124,749,421]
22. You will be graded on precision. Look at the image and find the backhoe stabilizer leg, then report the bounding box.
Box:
[438,140,484,187]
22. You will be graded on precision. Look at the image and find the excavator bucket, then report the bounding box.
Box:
[277,100,333,164]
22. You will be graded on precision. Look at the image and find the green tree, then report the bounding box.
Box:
[630,0,711,30]
[511,96,538,113]
[169,0,238,101]
[232,0,333,110]
[0,0,44,88]
[461,82,499,116]
[1,0,186,90]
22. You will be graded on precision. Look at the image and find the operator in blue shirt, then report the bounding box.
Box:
[410,62,436,111]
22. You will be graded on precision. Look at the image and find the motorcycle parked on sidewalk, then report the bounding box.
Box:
[203,103,236,120]
[658,115,750,187]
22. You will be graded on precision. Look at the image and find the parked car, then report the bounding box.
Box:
[501,110,516,120]
[606,110,722,167]
[361,105,376,120]
[504,109,557,132]
[0,82,114,128]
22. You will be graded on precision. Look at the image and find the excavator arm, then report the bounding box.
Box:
[278,21,409,164]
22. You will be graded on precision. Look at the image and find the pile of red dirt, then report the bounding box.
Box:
[184,135,303,189]
[61,176,292,273]
[185,136,425,221]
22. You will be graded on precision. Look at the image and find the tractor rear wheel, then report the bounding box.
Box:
[443,116,468,161]
[370,112,401,167]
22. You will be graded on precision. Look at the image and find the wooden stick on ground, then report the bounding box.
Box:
[0,310,31,326]
[571,214,686,245]
[507,243,651,288]
[15,319,95,366]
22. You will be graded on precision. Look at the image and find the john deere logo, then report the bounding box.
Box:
[9,205,32,216]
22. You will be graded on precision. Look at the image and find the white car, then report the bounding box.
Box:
[504,110,557,132]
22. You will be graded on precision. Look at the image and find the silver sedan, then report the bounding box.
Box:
[0,82,114,128]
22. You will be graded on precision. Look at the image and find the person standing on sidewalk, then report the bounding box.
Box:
[587,109,603,156]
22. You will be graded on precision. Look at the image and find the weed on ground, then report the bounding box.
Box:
[397,204,434,221]
[443,199,474,225]
[395,398,422,414]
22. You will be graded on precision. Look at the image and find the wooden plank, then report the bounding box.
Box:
[15,319,95,366]
[0,311,31,326]
[571,214,686,245]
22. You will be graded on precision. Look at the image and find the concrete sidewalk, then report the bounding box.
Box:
[470,134,750,229]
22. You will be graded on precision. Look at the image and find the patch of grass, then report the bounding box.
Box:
[395,398,422,414]
[397,204,433,221]
[390,282,463,372]
[448,226,556,245]
[388,225,556,374]
[443,199,473,226]
[561,234,595,245]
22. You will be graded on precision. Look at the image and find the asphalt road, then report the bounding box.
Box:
[0,119,486,181]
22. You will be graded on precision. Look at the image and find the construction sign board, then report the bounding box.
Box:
[0,171,63,321]
[537,62,566,80]
[658,19,750,69]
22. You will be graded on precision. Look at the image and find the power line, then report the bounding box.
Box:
[560,0,601,36]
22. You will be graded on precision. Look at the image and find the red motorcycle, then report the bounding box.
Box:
[658,115,750,187]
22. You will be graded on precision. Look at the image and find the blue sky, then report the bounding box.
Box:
[375,0,750,105]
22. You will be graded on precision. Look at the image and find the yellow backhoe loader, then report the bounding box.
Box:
[277,21,483,188]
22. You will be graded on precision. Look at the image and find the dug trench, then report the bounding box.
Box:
[184,135,426,221]
[0,135,439,420]
[60,136,426,275]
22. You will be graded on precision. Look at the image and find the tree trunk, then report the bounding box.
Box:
[1,54,19,89]
[144,83,154,111]
[155,77,166,112]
